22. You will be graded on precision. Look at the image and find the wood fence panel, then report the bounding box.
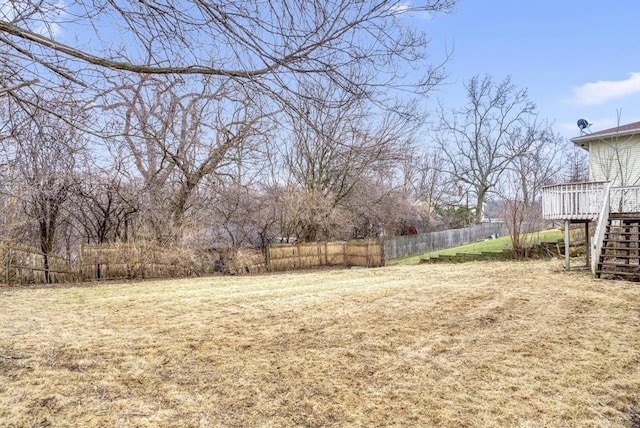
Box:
[0,245,75,285]
[268,241,383,271]
[80,243,210,281]
[346,241,384,267]
[269,242,336,270]
[325,243,346,266]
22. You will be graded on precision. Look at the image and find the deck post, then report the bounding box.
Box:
[564,220,570,270]
[585,221,590,268]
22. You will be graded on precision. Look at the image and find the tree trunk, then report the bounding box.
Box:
[475,188,487,225]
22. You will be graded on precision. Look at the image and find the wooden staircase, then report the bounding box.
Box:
[596,214,640,280]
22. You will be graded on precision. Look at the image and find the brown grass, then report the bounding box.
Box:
[1,260,639,427]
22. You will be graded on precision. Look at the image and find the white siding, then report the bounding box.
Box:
[589,134,640,186]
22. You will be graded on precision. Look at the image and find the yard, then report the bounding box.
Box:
[1,260,639,426]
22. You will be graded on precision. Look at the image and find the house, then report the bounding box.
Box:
[572,120,640,187]
[542,121,640,279]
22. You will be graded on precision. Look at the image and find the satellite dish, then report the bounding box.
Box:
[577,119,590,131]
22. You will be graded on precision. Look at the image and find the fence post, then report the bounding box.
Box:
[365,242,370,267]
[343,242,348,266]
[266,245,271,272]
[295,242,302,269]
[324,241,328,266]
[5,243,10,286]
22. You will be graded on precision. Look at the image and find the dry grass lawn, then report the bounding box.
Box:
[1,260,640,427]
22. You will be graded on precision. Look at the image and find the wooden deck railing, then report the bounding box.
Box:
[542,181,609,220]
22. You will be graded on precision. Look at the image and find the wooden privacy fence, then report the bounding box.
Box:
[80,243,216,281]
[0,244,75,285]
[0,225,518,285]
[83,240,384,278]
[267,240,383,272]
[1,240,384,285]
[384,223,509,260]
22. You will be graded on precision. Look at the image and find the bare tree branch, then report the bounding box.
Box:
[0,78,38,96]
[436,75,537,224]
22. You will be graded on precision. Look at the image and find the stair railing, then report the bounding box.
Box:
[591,182,612,276]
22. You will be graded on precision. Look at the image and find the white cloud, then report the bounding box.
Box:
[388,2,434,19]
[566,72,640,106]
[389,2,411,15]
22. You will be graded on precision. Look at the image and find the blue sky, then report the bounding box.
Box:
[6,0,638,143]
[418,0,640,141]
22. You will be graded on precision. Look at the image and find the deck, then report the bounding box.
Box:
[542,181,640,276]
[541,181,609,221]
[542,182,640,220]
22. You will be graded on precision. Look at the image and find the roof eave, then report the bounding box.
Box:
[571,128,640,144]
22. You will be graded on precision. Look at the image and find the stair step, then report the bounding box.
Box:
[605,229,640,234]
[604,236,640,241]
[609,213,640,219]
[600,254,640,260]
[595,269,640,276]
[606,222,640,226]
[599,262,640,268]
[596,264,637,270]
[595,213,640,280]
[601,252,640,257]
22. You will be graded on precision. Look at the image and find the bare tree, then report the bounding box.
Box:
[3,94,86,282]
[274,185,350,242]
[435,75,537,224]
[0,0,454,119]
[201,180,273,248]
[283,83,415,241]
[498,123,563,256]
[102,75,271,241]
[0,162,24,245]
[344,176,413,238]
[508,123,562,206]
[0,1,457,261]
[562,145,590,183]
[399,148,454,230]
[70,170,134,244]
